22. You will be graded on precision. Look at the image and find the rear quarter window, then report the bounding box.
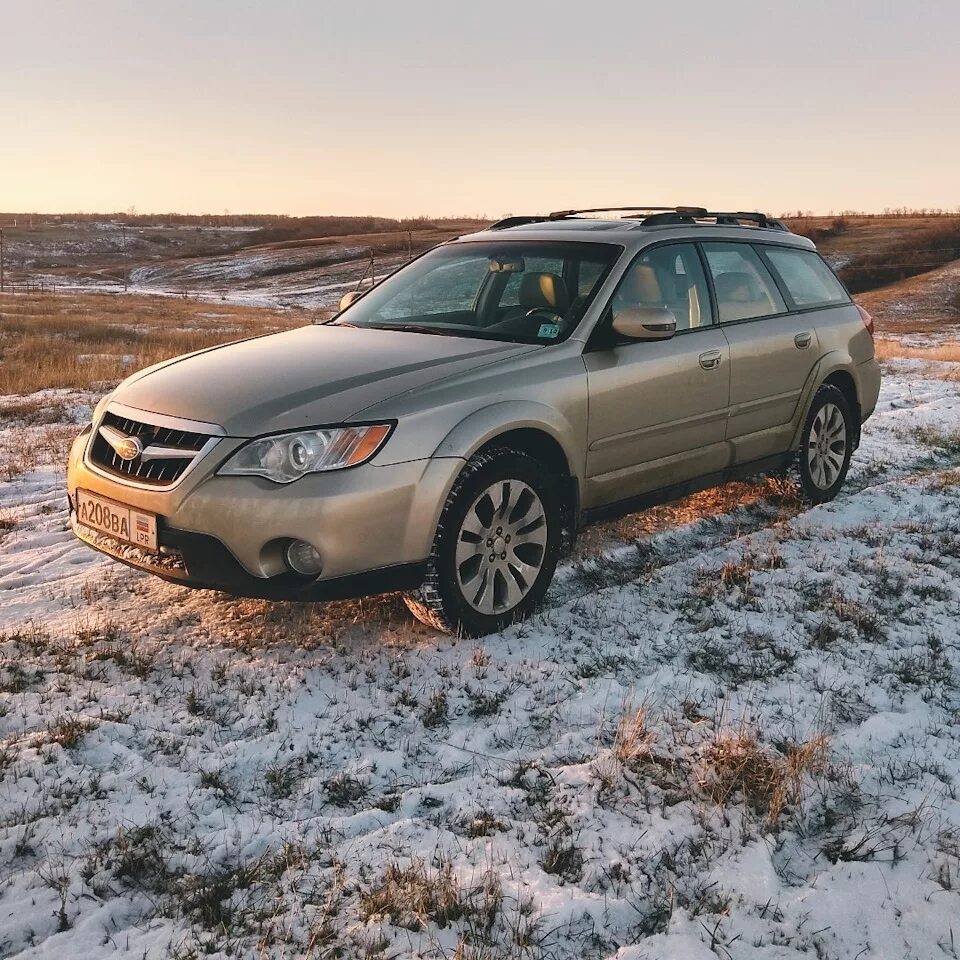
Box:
[761,246,850,308]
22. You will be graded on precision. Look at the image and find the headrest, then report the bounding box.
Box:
[714,271,761,302]
[624,263,664,304]
[518,272,569,313]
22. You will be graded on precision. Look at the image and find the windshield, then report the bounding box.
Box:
[333,240,622,344]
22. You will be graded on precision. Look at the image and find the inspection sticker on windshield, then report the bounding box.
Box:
[537,323,561,339]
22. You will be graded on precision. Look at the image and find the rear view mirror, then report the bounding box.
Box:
[488,255,525,273]
[611,306,677,341]
[338,290,365,312]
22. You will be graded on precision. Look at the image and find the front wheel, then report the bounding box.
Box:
[797,384,853,503]
[404,449,563,636]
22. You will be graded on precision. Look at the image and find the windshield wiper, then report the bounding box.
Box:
[367,323,478,338]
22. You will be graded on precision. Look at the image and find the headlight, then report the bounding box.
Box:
[218,423,393,484]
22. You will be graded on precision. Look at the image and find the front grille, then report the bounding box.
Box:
[89,410,213,486]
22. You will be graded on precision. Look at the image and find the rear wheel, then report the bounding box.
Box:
[404,449,563,636]
[797,384,853,502]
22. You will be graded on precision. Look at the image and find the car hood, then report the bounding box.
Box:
[112,324,538,436]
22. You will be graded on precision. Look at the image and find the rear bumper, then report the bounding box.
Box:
[857,357,882,422]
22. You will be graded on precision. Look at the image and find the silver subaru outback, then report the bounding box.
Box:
[68,206,881,636]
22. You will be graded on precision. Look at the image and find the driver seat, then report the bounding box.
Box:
[489,272,571,335]
[518,272,570,314]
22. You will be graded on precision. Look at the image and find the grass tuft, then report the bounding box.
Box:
[698,730,829,824]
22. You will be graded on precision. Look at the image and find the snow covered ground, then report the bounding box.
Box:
[28,248,411,312]
[1,365,959,959]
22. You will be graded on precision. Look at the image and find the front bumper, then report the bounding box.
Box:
[67,426,462,600]
[70,515,427,599]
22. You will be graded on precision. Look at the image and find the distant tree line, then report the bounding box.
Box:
[249,216,440,244]
[0,212,445,233]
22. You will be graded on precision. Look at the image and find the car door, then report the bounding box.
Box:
[583,242,731,507]
[701,241,821,462]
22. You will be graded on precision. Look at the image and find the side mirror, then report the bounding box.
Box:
[338,290,365,312]
[611,306,677,341]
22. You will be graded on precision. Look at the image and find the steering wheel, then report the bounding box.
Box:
[524,307,564,324]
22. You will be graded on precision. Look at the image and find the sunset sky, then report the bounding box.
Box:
[2,0,958,218]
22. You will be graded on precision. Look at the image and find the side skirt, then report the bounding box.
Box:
[579,452,794,528]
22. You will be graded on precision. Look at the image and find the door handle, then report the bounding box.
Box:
[794,331,813,349]
[699,349,722,370]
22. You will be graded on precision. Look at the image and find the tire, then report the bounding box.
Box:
[404,448,563,637]
[797,384,853,503]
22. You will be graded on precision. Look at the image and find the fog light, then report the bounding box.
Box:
[285,540,323,576]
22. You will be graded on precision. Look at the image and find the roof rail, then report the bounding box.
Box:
[546,206,790,232]
[487,207,791,233]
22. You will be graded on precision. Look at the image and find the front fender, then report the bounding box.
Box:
[432,401,583,481]
[399,402,585,561]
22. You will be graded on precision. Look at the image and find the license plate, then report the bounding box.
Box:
[76,490,158,551]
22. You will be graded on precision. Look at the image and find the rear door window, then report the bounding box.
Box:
[702,242,787,323]
[761,246,851,308]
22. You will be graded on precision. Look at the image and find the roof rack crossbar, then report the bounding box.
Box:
[487,215,552,231]
[548,206,682,219]
[711,211,771,227]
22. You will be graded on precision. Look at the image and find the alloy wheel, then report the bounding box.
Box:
[807,401,847,489]
[455,479,548,614]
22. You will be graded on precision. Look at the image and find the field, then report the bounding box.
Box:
[0,216,487,309]
[1,219,959,959]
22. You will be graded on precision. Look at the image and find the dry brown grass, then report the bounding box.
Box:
[874,340,960,363]
[0,507,16,540]
[575,475,800,557]
[836,219,960,293]
[0,292,307,395]
[698,730,829,824]
[359,860,463,931]
[0,395,69,425]
[785,214,959,260]
[0,422,80,481]
[875,339,960,382]
[211,591,432,652]
[613,704,654,767]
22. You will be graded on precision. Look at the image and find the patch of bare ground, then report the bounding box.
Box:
[203,592,434,652]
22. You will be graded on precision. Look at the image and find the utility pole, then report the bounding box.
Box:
[0,227,5,292]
